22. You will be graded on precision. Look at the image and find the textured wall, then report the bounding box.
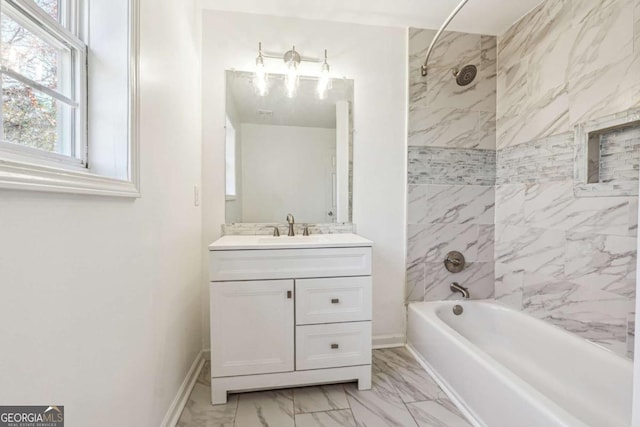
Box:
[496,0,640,358]
[408,147,496,186]
[497,0,640,148]
[408,0,639,359]
[407,28,497,303]
[409,29,496,150]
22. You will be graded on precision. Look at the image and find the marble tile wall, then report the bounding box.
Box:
[409,29,496,149]
[222,223,355,235]
[496,0,640,359]
[407,184,495,302]
[408,147,496,186]
[408,0,639,359]
[495,177,637,357]
[497,0,640,150]
[407,28,497,303]
[496,133,573,185]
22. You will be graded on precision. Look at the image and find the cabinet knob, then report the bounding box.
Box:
[331,298,340,304]
[331,343,339,349]
[287,290,292,299]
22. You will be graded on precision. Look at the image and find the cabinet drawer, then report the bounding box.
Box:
[209,247,372,281]
[296,277,372,325]
[296,322,371,370]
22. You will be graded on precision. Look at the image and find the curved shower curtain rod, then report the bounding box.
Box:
[421,0,470,77]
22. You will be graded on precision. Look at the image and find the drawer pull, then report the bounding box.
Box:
[287,290,292,299]
[331,298,340,304]
[331,343,339,349]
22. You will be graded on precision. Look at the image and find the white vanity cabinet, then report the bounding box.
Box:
[208,234,373,404]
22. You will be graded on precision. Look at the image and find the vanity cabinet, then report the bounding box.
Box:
[208,234,373,404]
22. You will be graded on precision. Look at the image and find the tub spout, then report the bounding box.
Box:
[450,282,470,299]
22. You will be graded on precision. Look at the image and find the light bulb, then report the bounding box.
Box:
[254,43,268,96]
[317,62,330,99]
[317,50,331,99]
[285,59,298,98]
[255,58,267,96]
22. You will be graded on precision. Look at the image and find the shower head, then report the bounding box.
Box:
[452,65,477,86]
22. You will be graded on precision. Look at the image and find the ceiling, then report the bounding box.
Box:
[200,0,544,36]
[227,71,353,128]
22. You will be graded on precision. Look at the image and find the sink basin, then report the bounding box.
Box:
[257,236,328,244]
[209,233,373,250]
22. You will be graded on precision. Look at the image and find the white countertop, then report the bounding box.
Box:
[209,233,373,250]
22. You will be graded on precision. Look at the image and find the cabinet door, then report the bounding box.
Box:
[210,280,294,377]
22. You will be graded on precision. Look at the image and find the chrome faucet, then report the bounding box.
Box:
[450,282,470,299]
[286,214,295,236]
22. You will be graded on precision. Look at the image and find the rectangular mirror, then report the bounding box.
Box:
[225,70,354,224]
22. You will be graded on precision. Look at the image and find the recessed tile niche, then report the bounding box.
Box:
[574,108,640,197]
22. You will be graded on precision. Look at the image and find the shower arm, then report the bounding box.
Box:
[421,0,470,77]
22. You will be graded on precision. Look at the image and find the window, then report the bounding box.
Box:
[0,0,140,197]
[0,0,86,167]
[225,116,236,198]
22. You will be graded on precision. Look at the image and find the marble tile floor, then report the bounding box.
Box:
[177,347,472,427]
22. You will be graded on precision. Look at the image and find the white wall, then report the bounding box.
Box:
[0,0,203,425]
[240,123,335,223]
[201,11,408,347]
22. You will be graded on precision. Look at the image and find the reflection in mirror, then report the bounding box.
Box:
[225,70,354,224]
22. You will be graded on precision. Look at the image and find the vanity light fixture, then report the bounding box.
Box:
[254,42,268,96]
[284,46,301,98]
[317,49,331,99]
[254,43,331,99]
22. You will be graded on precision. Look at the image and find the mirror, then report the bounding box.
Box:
[224,70,354,224]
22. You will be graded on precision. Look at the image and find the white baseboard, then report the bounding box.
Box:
[160,350,206,427]
[372,334,406,349]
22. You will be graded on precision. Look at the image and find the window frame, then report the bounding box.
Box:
[1,0,86,166]
[0,0,140,197]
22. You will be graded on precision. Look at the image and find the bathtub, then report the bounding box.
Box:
[407,300,633,427]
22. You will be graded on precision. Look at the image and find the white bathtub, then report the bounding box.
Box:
[407,300,633,427]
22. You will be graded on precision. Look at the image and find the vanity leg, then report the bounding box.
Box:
[358,370,372,390]
[211,379,228,405]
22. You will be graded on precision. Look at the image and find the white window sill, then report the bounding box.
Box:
[0,157,140,197]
